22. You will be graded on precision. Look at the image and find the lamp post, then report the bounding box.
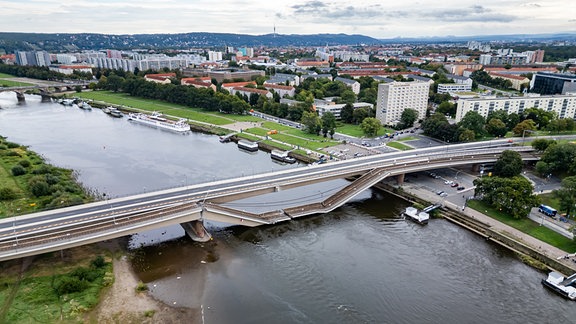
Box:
[522,129,536,146]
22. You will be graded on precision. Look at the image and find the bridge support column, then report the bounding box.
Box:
[396,173,405,185]
[15,91,25,103]
[471,164,481,172]
[180,220,212,242]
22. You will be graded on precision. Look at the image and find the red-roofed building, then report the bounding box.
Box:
[229,87,272,99]
[295,60,330,68]
[144,73,176,84]
[263,83,296,97]
[199,62,220,69]
[488,72,530,90]
[222,81,256,91]
[181,78,216,91]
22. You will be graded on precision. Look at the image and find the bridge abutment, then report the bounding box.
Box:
[15,91,25,103]
[180,220,212,242]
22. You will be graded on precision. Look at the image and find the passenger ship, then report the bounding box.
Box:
[127,112,190,133]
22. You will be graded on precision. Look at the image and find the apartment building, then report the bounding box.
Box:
[455,94,576,122]
[530,72,576,95]
[375,80,430,125]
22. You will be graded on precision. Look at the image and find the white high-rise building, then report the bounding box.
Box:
[208,51,223,62]
[376,80,430,125]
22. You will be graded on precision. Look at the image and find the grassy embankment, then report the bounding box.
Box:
[467,199,576,252]
[0,72,34,87]
[74,91,342,154]
[0,137,92,217]
[0,137,114,323]
[0,250,113,323]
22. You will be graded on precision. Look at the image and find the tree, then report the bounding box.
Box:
[340,103,354,123]
[553,176,576,217]
[352,107,370,124]
[300,111,322,135]
[474,176,538,219]
[535,142,576,176]
[458,111,485,138]
[493,150,523,177]
[512,119,537,136]
[531,138,556,152]
[399,108,418,129]
[485,118,508,138]
[436,101,456,117]
[321,112,336,138]
[458,128,475,142]
[360,117,381,137]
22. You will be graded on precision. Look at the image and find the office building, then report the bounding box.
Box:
[530,72,576,95]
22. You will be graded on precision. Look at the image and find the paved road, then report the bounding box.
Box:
[396,167,576,272]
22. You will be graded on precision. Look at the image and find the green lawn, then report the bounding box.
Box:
[397,136,418,142]
[0,73,15,78]
[75,91,260,125]
[386,141,413,151]
[335,123,395,138]
[467,200,576,252]
[0,79,34,87]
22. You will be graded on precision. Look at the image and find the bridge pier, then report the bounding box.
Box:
[396,173,405,185]
[15,91,25,103]
[180,220,212,242]
[471,164,481,172]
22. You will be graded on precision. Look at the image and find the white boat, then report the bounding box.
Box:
[271,150,296,164]
[102,106,112,114]
[127,113,190,133]
[78,101,92,110]
[60,98,75,106]
[109,108,124,118]
[237,140,259,152]
[404,206,429,224]
[542,271,576,300]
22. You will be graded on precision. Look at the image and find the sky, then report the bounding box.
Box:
[1,0,575,39]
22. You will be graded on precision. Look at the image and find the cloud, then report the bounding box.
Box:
[422,5,517,22]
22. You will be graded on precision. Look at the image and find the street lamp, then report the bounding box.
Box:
[522,129,536,146]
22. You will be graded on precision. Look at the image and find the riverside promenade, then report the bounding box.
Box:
[399,182,576,273]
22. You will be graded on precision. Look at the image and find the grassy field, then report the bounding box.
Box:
[335,124,394,138]
[0,79,34,87]
[0,73,15,78]
[0,248,113,323]
[386,141,413,151]
[75,91,260,125]
[467,200,576,252]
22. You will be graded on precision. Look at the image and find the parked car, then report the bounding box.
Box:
[451,182,459,187]
[444,180,453,185]
[457,186,465,191]
[436,190,445,195]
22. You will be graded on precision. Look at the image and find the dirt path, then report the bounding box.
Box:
[91,248,199,323]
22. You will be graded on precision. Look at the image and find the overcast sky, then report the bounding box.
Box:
[2,0,575,38]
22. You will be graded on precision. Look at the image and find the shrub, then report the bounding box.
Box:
[56,277,89,295]
[5,142,19,149]
[32,165,52,174]
[91,256,106,268]
[0,144,7,150]
[135,281,148,292]
[11,165,26,176]
[18,159,31,168]
[0,187,18,200]
[29,179,51,197]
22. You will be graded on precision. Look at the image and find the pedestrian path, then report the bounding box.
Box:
[402,183,576,271]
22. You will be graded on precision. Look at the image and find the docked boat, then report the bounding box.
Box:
[403,206,429,224]
[102,106,112,114]
[78,101,92,110]
[127,112,190,133]
[237,140,259,152]
[542,271,576,300]
[60,98,75,106]
[109,108,124,118]
[270,150,296,164]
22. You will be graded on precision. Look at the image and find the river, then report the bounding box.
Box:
[1,93,574,323]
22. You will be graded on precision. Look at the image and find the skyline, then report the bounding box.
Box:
[1,0,575,39]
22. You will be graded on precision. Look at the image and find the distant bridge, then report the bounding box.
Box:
[0,81,92,102]
[0,141,539,261]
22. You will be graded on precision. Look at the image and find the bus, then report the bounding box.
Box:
[538,204,557,217]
